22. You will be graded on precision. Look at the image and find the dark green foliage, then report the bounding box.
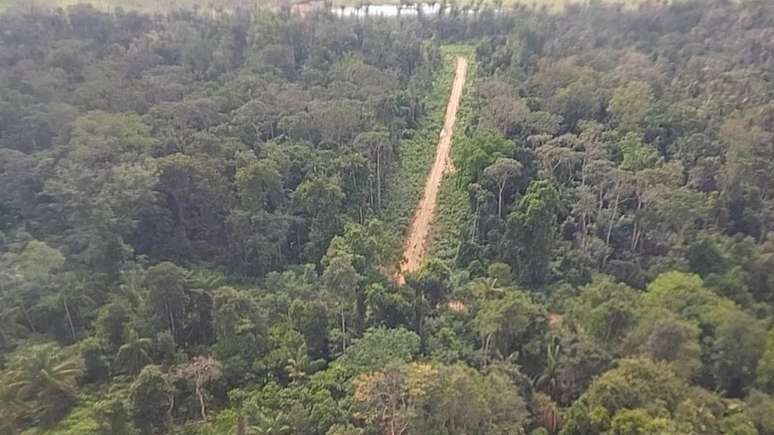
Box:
[506,180,561,287]
[2,1,774,434]
[129,365,172,434]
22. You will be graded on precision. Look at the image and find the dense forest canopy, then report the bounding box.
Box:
[1,0,774,434]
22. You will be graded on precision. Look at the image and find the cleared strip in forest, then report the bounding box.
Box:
[396,57,468,284]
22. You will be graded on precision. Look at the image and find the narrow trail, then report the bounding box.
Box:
[397,57,468,284]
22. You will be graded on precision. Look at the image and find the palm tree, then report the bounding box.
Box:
[284,343,311,383]
[7,343,84,423]
[469,277,504,300]
[0,383,28,432]
[118,264,146,308]
[114,332,153,376]
[248,411,291,435]
[186,269,225,291]
[534,336,562,399]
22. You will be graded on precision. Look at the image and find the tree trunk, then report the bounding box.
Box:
[166,299,177,343]
[196,382,207,420]
[606,188,621,246]
[355,290,366,334]
[341,310,347,351]
[471,196,480,241]
[376,151,382,209]
[630,189,644,251]
[237,415,246,435]
[63,296,77,341]
[482,333,494,366]
[19,302,36,333]
[498,181,505,219]
[167,390,175,431]
[413,287,423,337]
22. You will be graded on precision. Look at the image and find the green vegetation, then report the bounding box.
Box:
[380,45,448,251]
[2,1,774,435]
[431,44,476,261]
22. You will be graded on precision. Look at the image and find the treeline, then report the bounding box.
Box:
[1,1,774,435]
[450,0,774,432]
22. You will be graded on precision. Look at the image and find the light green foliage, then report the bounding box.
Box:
[619,133,658,172]
[719,412,759,435]
[334,327,421,376]
[569,275,640,352]
[746,390,774,435]
[475,290,547,372]
[609,81,653,133]
[607,408,680,435]
[455,131,514,183]
[3,342,84,426]
[5,240,65,280]
[623,309,701,380]
[643,272,766,395]
[351,362,438,435]
[757,330,774,393]
[414,364,529,435]
[229,380,345,435]
[559,358,736,435]
[642,271,722,321]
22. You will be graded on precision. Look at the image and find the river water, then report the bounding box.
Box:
[330,4,443,17]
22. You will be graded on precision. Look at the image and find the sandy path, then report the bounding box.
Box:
[397,57,468,284]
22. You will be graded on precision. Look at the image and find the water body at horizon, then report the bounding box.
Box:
[330,4,447,17]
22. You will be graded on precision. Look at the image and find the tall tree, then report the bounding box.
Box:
[505,180,561,287]
[178,356,223,421]
[482,158,523,219]
[144,262,189,344]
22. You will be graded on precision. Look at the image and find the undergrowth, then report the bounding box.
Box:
[380,47,459,253]
[430,45,476,262]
